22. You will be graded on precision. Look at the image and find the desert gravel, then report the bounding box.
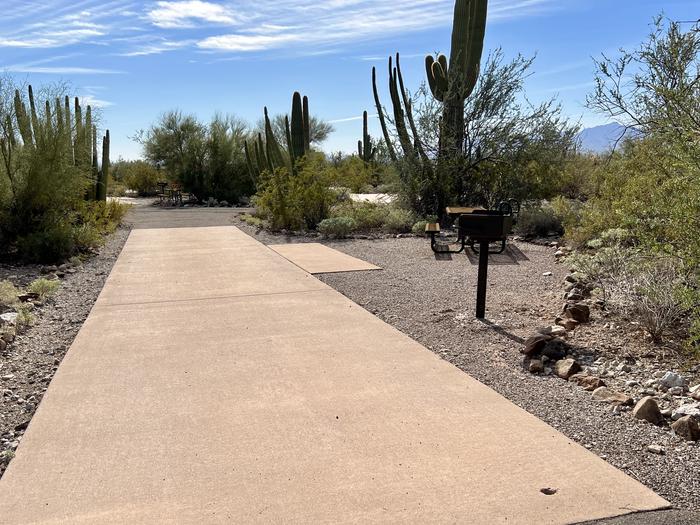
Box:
[0,227,130,478]
[236,219,700,513]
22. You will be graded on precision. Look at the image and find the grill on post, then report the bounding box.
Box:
[426,200,518,319]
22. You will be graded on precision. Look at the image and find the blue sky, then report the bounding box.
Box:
[1,0,697,160]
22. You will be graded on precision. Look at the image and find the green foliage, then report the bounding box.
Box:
[16,223,75,263]
[357,111,376,164]
[412,220,429,236]
[27,277,60,301]
[0,280,19,308]
[137,111,254,203]
[15,304,34,333]
[317,216,357,238]
[118,160,161,196]
[383,207,417,233]
[240,213,265,228]
[255,154,336,231]
[514,205,563,238]
[330,201,387,230]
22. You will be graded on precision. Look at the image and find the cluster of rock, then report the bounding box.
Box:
[522,257,700,446]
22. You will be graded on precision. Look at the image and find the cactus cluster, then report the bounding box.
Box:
[9,86,110,201]
[357,111,375,164]
[245,91,311,179]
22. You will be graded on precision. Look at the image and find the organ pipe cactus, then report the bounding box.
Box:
[357,111,375,164]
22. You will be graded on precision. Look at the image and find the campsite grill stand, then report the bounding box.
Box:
[426,201,518,319]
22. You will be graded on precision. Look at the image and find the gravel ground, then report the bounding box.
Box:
[236,218,700,513]
[0,226,130,478]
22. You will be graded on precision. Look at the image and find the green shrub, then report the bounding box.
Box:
[120,160,162,196]
[241,214,264,228]
[72,224,104,252]
[383,208,416,233]
[15,304,34,333]
[255,154,336,231]
[330,201,388,231]
[412,220,428,236]
[317,216,357,238]
[27,278,60,301]
[17,223,75,263]
[514,206,563,238]
[0,280,19,308]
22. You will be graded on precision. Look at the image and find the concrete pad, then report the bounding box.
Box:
[269,242,381,274]
[0,226,668,524]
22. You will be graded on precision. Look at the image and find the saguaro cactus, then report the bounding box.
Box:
[96,130,109,201]
[425,0,488,156]
[245,92,313,179]
[357,111,375,164]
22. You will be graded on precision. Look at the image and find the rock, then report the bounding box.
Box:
[536,325,567,338]
[592,386,633,406]
[659,372,687,390]
[528,359,544,374]
[660,408,673,418]
[668,386,685,396]
[0,339,5,352]
[554,358,581,379]
[561,319,579,331]
[1,331,14,343]
[564,303,590,323]
[0,313,18,326]
[690,384,700,394]
[219,200,229,207]
[570,373,606,391]
[671,416,700,441]
[566,289,584,301]
[671,403,700,421]
[522,334,551,356]
[564,274,578,284]
[540,339,568,360]
[554,250,565,258]
[632,397,663,425]
[692,391,700,402]
[542,271,553,277]
[646,445,665,455]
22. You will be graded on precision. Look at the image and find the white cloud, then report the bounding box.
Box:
[147,1,238,29]
[80,94,114,108]
[198,33,300,52]
[3,65,123,74]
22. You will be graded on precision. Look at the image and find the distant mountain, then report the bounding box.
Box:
[576,123,640,153]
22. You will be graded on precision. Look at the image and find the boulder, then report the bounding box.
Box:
[570,373,606,391]
[0,339,6,352]
[564,303,590,323]
[522,334,551,356]
[554,358,581,380]
[536,326,567,338]
[592,386,633,406]
[632,396,663,425]
[671,416,700,442]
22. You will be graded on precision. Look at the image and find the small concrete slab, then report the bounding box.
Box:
[269,242,381,274]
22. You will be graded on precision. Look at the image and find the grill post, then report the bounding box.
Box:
[476,240,490,319]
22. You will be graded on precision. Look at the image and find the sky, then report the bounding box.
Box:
[0,0,698,160]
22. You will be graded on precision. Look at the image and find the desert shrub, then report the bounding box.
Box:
[330,201,389,231]
[120,160,161,196]
[16,223,75,263]
[569,244,690,343]
[27,278,60,301]
[383,207,417,233]
[255,154,336,231]
[317,216,357,238]
[71,224,104,252]
[514,205,563,238]
[241,214,264,228]
[0,280,19,308]
[15,304,34,333]
[412,220,428,236]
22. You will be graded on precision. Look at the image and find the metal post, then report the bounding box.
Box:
[476,240,489,319]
